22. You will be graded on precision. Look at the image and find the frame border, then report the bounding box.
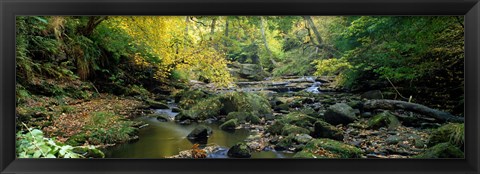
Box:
[1,0,479,174]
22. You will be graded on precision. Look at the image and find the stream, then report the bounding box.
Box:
[104,76,323,158]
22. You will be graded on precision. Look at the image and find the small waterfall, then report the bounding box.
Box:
[304,81,322,94]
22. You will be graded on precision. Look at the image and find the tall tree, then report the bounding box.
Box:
[303,16,323,46]
[260,16,277,66]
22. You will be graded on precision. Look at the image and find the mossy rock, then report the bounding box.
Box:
[428,123,464,150]
[324,103,357,125]
[187,125,213,140]
[312,120,344,141]
[145,100,169,109]
[227,142,251,158]
[275,135,295,151]
[367,111,401,130]
[266,121,285,135]
[181,97,223,120]
[72,147,105,158]
[65,134,88,146]
[175,111,198,122]
[293,151,324,158]
[219,119,238,130]
[280,112,317,128]
[298,107,321,118]
[218,92,272,116]
[302,138,362,158]
[274,103,290,111]
[413,142,464,158]
[146,113,170,122]
[281,124,311,136]
[226,112,261,124]
[175,89,209,109]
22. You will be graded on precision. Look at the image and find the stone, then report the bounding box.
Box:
[386,135,403,145]
[227,142,251,158]
[219,119,238,130]
[413,143,464,158]
[145,100,169,109]
[299,138,363,158]
[367,111,401,130]
[312,120,344,141]
[361,90,383,99]
[324,103,357,125]
[187,125,213,140]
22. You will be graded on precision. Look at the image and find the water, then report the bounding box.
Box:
[304,81,322,94]
[104,113,293,158]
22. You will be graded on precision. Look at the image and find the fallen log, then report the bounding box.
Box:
[363,99,464,123]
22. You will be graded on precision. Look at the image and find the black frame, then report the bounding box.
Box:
[1,0,479,174]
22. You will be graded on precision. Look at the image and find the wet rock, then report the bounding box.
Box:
[361,90,383,99]
[187,125,213,140]
[413,143,464,158]
[219,119,238,130]
[227,142,252,158]
[312,120,344,141]
[324,103,357,125]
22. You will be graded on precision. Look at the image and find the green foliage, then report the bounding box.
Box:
[428,123,464,149]
[16,128,103,158]
[83,112,135,144]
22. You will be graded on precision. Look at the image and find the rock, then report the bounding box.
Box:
[226,112,261,124]
[294,134,313,144]
[227,142,251,158]
[413,143,464,158]
[171,107,181,113]
[324,103,357,125]
[72,147,105,158]
[219,119,238,130]
[312,120,344,141]
[367,111,401,130]
[275,135,294,151]
[281,124,310,136]
[293,151,319,158]
[145,100,169,109]
[175,112,197,122]
[360,112,373,118]
[347,100,363,110]
[299,139,363,158]
[386,135,403,145]
[361,90,383,99]
[428,123,464,150]
[187,125,213,140]
[274,103,290,111]
[219,92,272,116]
[238,64,268,81]
[146,113,170,122]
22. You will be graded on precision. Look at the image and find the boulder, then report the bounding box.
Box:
[324,103,357,125]
[226,112,261,124]
[238,64,268,81]
[428,123,464,150]
[301,138,362,158]
[413,142,464,158]
[219,119,238,130]
[312,120,344,141]
[187,125,213,140]
[367,111,401,130]
[361,90,383,99]
[227,142,251,158]
[281,124,310,136]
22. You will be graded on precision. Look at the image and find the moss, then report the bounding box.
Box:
[72,147,105,158]
[281,124,311,136]
[65,133,87,146]
[413,142,464,158]
[367,111,400,130]
[227,142,252,158]
[184,97,223,120]
[266,121,284,135]
[218,92,272,116]
[145,99,169,109]
[312,120,344,141]
[428,123,464,150]
[219,119,238,130]
[275,134,295,150]
[175,89,209,109]
[226,112,261,124]
[280,112,317,127]
[303,138,362,158]
[293,151,324,158]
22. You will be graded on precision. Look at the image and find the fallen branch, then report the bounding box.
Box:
[363,99,464,123]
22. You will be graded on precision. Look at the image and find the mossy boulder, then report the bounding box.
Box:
[281,124,311,136]
[266,121,285,135]
[300,138,362,158]
[312,120,344,141]
[175,89,209,109]
[280,112,318,127]
[238,64,268,81]
[187,125,213,140]
[293,151,323,158]
[367,111,401,130]
[227,142,251,158]
[181,97,223,120]
[324,103,357,125]
[361,90,383,99]
[145,100,169,109]
[218,92,272,116]
[175,111,198,122]
[219,119,238,130]
[428,123,464,150]
[226,112,261,124]
[413,142,464,158]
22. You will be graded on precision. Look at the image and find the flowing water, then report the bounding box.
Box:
[104,77,322,158]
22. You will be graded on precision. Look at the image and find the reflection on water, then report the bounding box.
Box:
[104,116,292,158]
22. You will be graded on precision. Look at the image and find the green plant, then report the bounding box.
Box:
[16,125,103,158]
[84,112,135,144]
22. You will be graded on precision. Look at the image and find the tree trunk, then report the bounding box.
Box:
[363,99,464,123]
[260,16,277,67]
[303,16,323,45]
[210,17,218,50]
[78,16,107,36]
[224,17,229,48]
